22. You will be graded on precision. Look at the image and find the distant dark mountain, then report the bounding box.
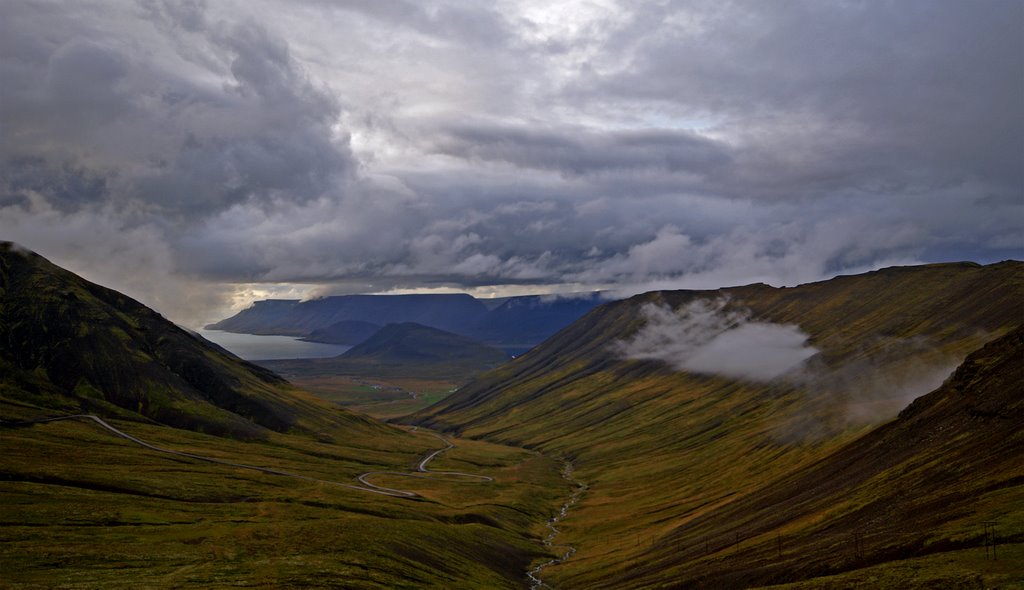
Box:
[342,323,509,365]
[205,298,299,334]
[261,323,509,381]
[303,319,382,345]
[471,293,604,350]
[478,296,513,311]
[209,292,606,351]
[208,293,488,337]
[0,242,383,439]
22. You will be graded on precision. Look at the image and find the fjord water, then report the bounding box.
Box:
[197,329,350,360]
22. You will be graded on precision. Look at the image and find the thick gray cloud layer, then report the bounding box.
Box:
[1,0,1021,325]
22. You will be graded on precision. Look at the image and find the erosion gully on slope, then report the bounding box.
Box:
[7,414,489,498]
[528,460,588,589]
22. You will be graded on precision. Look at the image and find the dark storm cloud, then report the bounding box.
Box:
[432,123,732,178]
[568,0,1023,200]
[0,0,1020,326]
[0,0,352,217]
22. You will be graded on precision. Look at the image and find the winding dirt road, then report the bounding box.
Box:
[356,430,493,495]
[8,414,487,499]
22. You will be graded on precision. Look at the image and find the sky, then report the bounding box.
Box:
[1,0,1021,327]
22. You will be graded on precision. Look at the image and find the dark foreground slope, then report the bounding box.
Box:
[0,242,384,439]
[624,325,1024,588]
[408,261,1024,587]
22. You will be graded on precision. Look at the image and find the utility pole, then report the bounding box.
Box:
[983,521,998,560]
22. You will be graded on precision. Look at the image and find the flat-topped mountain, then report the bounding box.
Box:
[0,242,383,439]
[208,291,605,351]
[208,293,489,337]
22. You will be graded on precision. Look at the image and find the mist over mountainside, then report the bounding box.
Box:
[416,262,1021,433]
[408,260,1024,587]
[208,292,605,351]
[609,324,1024,588]
[0,242,384,439]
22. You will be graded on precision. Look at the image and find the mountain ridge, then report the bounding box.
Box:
[406,259,1024,587]
[208,291,606,351]
[0,242,386,440]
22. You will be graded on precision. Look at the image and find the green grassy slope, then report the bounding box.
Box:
[0,416,567,588]
[0,242,384,439]
[407,261,1024,587]
[0,243,571,587]
[618,325,1024,589]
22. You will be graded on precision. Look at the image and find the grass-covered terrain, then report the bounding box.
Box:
[410,261,1024,588]
[3,243,1021,588]
[260,322,508,419]
[0,243,571,588]
[0,414,568,588]
[599,325,1024,589]
[273,373,461,420]
[0,242,380,440]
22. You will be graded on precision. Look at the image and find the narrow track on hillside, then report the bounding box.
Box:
[7,415,489,499]
[356,430,493,495]
[527,461,587,589]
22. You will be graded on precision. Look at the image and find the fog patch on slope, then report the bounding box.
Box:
[615,298,962,437]
[768,336,964,443]
[614,299,819,382]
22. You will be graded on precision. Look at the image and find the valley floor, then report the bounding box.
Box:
[0,414,572,588]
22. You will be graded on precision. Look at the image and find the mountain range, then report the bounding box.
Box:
[207,291,606,353]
